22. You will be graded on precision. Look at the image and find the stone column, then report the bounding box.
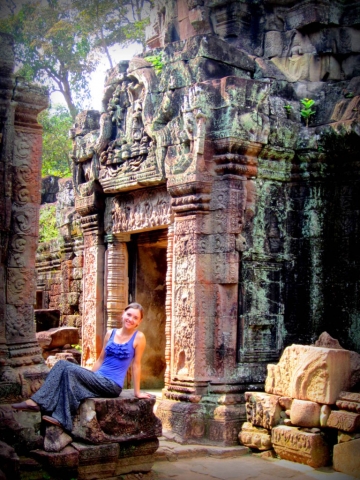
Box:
[0,33,49,403]
[80,214,105,368]
[163,224,174,387]
[105,233,130,329]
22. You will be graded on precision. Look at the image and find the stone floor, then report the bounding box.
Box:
[152,439,358,480]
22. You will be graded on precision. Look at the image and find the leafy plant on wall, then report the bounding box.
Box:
[39,204,59,242]
[144,53,164,74]
[300,98,316,127]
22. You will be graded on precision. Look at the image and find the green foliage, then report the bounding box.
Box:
[144,53,164,74]
[300,98,316,126]
[71,344,82,352]
[0,0,152,115]
[39,204,59,243]
[38,104,72,177]
[0,1,95,118]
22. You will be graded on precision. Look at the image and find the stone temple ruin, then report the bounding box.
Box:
[1,0,360,478]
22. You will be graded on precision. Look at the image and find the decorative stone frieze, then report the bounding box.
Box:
[271,425,330,468]
[238,422,272,451]
[245,392,281,430]
[326,410,360,433]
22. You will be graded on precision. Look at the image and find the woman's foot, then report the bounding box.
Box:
[42,415,62,427]
[11,400,40,412]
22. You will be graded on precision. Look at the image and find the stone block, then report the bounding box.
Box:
[336,391,360,415]
[72,442,118,480]
[290,399,321,427]
[71,391,162,444]
[36,327,79,350]
[326,410,360,432]
[265,344,351,404]
[155,399,207,441]
[0,440,19,480]
[245,392,281,429]
[208,405,244,446]
[333,438,360,478]
[61,292,79,306]
[238,422,272,451]
[72,267,83,280]
[31,445,79,469]
[72,256,83,268]
[114,454,154,476]
[44,425,73,452]
[271,425,330,468]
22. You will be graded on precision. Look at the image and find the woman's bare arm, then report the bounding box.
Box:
[132,332,151,398]
[92,330,112,371]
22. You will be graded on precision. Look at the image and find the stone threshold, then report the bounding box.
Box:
[155,437,250,462]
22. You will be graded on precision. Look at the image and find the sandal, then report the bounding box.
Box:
[42,415,62,427]
[12,401,40,412]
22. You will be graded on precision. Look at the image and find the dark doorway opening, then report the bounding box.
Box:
[128,229,167,389]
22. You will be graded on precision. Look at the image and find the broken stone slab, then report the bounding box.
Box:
[36,327,79,350]
[326,410,360,432]
[333,438,360,478]
[238,422,272,451]
[265,342,352,404]
[44,424,73,452]
[45,351,79,368]
[245,392,281,429]
[71,390,162,444]
[290,399,321,428]
[271,425,330,468]
[338,431,360,443]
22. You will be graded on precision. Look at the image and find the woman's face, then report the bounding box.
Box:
[123,308,142,329]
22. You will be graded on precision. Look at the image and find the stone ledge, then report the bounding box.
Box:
[155,437,249,462]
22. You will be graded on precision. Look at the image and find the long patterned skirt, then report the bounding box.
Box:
[31,360,121,431]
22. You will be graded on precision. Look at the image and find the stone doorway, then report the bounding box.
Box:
[127,229,167,389]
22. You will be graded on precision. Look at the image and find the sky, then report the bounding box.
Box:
[51,43,144,112]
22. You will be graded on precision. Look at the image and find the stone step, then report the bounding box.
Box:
[155,438,249,462]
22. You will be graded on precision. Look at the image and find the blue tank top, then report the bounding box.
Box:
[95,329,137,387]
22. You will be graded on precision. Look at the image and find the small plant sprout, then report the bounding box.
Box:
[283,104,292,117]
[144,53,164,74]
[300,98,316,127]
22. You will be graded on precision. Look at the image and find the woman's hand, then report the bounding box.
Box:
[135,392,152,399]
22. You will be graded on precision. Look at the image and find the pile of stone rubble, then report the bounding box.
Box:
[36,326,81,368]
[239,332,360,478]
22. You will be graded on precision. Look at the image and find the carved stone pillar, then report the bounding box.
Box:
[164,224,174,387]
[105,233,130,329]
[0,33,49,403]
[80,214,105,368]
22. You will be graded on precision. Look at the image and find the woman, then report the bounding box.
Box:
[12,302,151,431]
